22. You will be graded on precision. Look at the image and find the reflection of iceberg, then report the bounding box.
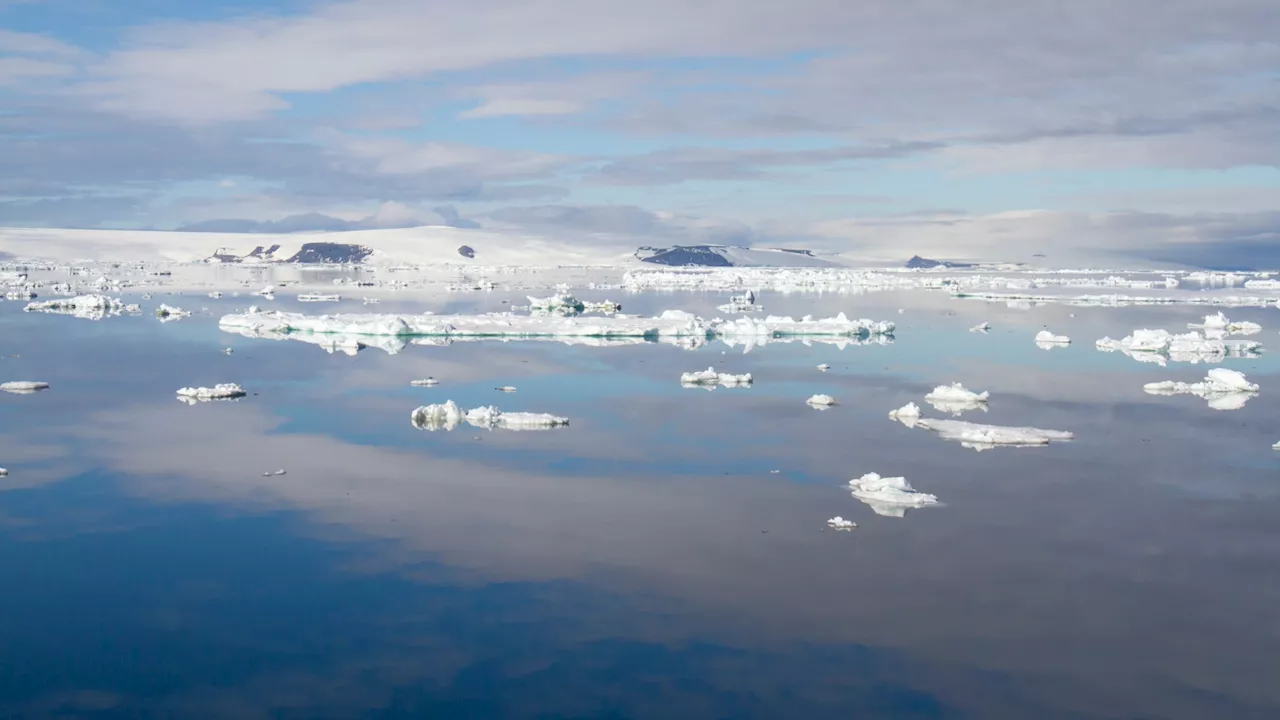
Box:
[1143,368,1258,411]
[924,383,988,415]
[24,294,140,320]
[680,367,752,388]
[912,418,1073,450]
[176,383,247,404]
[1096,329,1262,365]
[410,401,569,431]
[848,473,939,517]
[219,308,895,354]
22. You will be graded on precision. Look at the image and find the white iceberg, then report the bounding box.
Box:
[24,294,140,320]
[527,293,585,314]
[924,383,989,415]
[817,363,830,371]
[970,321,991,333]
[1,381,49,394]
[888,402,922,427]
[410,378,439,387]
[1190,312,1261,336]
[912,418,1074,450]
[806,394,837,407]
[1143,368,1258,410]
[176,383,247,403]
[297,293,341,302]
[1096,328,1262,365]
[1035,330,1070,346]
[680,367,753,388]
[410,400,569,431]
[848,473,940,517]
[155,303,190,321]
[827,516,856,531]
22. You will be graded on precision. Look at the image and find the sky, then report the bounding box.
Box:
[1,0,1279,264]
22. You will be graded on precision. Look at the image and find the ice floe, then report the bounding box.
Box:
[848,473,940,517]
[155,303,190,321]
[1035,330,1070,347]
[806,394,837,407]
[827,516,856,530]
[410,378,439,387]
[496,385,517,392]
[297,293,341,302]
[1188,312,1261,336]
[24,294,140,320]
[1143,368,1259,410]
[680,367,753,388]
[816,363,830,371]
[1096,329,1262,365]
[410,400,569,431]
[888,402,922,427]
[1,381,49,394]
[924,383,989,415]
[263,469,286,477]
[905,417,1074,450]
[176,383,247,403]
[970,321,991,333]
[219,307,894,354]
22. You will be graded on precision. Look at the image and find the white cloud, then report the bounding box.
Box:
[459,98,584,119]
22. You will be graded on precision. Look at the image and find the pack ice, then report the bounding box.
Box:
[848,473,940,517]
[176,383,247,403]
[924,383,989,415]
[1,381,49,394]
[24,294,140,319]
[1143,368,1259,410]
[1096,329,1262,365]
[895,413,1074,450]
[680,367,753,388]
[410,400,569,431]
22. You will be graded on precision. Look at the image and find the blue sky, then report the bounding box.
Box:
[2,0,1280,263]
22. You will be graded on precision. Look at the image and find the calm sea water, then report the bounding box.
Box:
[2,289,1279,719]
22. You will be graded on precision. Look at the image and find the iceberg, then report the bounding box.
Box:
[911,418,1073,450]
[888,402,922,427]
[176,383,247,403]
[848,473,939,517]
[1143,368,1258,410]
[970,321,991,333]
[527,293,585,314]
[1096,329,1262,365]
[410,378,439,386]
[1,380,49,394]
[297,293,341,302]
[155,303,190,321]
[410,400,569,431]
[1190,312,1261,336]
[806,394,837,407]
[24,294,140,320]
[816,363,830,371]
[924,383,989,415]
[680,367,753,388]
[1035,330,1070,346]
[827,516,856,530]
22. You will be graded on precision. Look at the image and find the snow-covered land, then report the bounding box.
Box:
[848,473,940,517]
[410,400,569,431]
[1143,368,1259,410]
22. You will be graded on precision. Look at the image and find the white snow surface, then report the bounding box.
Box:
[848,473,940,517]
[1,381,50,393]
[176,383,247,401]
[410,400,569,431]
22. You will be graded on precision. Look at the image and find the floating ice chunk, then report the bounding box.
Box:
[1096,328,1262,364]
[176,383,247,403]
[848,473,939,517]
[1191,312,1261,335]
[527,293,584,314]
[0,468,7,476]
[155,304,190,321]
[1,381,49,394]
[925,383,989,415]
[970,321,991,333]
[888,402,922,427]
[1035,330,1070,345]
[680,367,753,388]
[411,400,568,431]
[410,378,439,387]
[208,291,223,298]
[806,394,837,407]
[24,294,140,320]
[496,386,517,392]
[1273,440,1280,450]
[1143,368,1259,410]
[912,418,1073,450]
[263,469,286,477]
[817,363,830,371]
[827,516,856,531]
[298,293,340,302]
[253,286,275,297]
[224,347,233,354]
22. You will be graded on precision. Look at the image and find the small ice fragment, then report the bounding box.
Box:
[175,383,247,402]
[806,394,837,407]
[680,367,753,388]
[770,470,781,474]
[817,363,830,371]
[155,304,191,320]
[888,402,922,427]
[262,469,286,476]
[1035,330,1070,345]
[827,516,856,530]
[848,472,940,517]
[913,418,1073,450]
[411,378,439,387]
[1,381,50,394]
[411,400,568,431]
[253,286,275,297]
[0,467,7,476]
[224,348,233,354]
[1273,441,1280,450]
[924,383,989,415]
[495,386,517,392]
[970,321,991,333]
[209,291,223,298]
[298,294,340,302]
[1143,368,1259,410]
